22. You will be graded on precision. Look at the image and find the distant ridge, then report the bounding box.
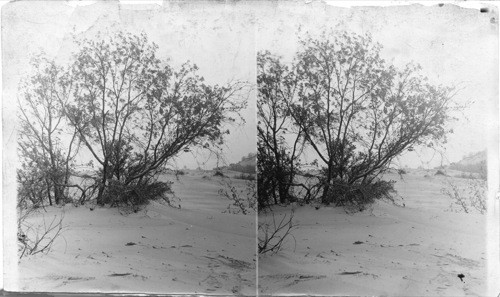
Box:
[456,151,486,166]
[238,153,256,167]
[223,153,256,174]
[448,151,486,174]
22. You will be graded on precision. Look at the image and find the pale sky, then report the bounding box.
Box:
[2,2,498,173]
[2,1,256,170]
[254,2,498,168]
[1,2,498,291]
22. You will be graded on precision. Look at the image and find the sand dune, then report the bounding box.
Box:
[15,171,256,295]
[259,172,486,296]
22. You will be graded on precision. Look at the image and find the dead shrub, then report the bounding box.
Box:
[214,170,225,177]
[258,210,297,254]
[18,208,64,259]
[102,179,175,212]
[435,169,447,176]
[442,178,486,214]
[323,179,396,212]
[234,173,255,181]
[174,170,186,181]
[218,179,256,215]
[397,168,407,175]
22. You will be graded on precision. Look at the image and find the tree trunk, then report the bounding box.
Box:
[278,181,288,204]
[45,179,53,206]
[321,183,330,204]
[96,183,106,205]
[321,165,334,204]
[96,163,109,205]
[53,182,63,205]
[272,182,278,205]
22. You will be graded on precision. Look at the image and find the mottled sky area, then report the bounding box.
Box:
[2,2,498,172]
[2,1,256,170]
[255,3,498,168]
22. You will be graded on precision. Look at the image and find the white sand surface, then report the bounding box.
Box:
[259,172,486,296]
[15,171,256,294]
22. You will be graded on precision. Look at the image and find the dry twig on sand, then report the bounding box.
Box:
[441,178,486,214]
[18,209,65,259]
[258,210,297,254]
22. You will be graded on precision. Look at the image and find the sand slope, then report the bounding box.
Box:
[259,172,486,296]
[15,171,256,294]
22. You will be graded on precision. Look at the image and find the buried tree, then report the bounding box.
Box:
[258,30,462,208]
[257,51,304,208]
[17,55,81,207]
[18,31,246,208]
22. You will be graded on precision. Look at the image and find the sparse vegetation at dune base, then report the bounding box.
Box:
[257,29,487,296]
[13,29,255,294]
[257,30,464,214]
[258,168,488,295]
[16,169,256,294]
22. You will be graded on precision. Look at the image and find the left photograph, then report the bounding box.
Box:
[2,1,256,294]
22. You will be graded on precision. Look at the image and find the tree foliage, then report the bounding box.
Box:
[259,30,461,207]
[257,51,304,207]
[17,31,246,208]
[17,55,80,207]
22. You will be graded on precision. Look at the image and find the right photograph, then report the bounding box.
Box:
[256,3,498,296]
